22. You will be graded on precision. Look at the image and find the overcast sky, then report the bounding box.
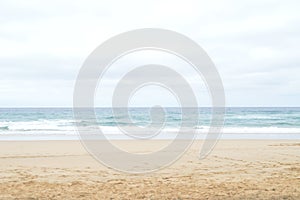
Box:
[0,0,299,107]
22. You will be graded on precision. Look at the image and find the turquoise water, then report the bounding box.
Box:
[0,107,300,140]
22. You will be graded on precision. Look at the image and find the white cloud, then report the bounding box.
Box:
[0,0,299,106]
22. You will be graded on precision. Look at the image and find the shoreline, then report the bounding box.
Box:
[1,133,300,141]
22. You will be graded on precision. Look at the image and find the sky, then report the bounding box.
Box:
[0,0,299,107]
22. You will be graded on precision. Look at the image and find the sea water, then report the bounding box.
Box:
[0,107,299,140]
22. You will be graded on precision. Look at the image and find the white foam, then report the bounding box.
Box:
[1,121,300,136]
[0,120,75,132]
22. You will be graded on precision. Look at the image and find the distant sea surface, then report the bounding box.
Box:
[0,107,300,140]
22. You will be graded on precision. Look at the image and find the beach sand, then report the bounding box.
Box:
[0,140,299,199]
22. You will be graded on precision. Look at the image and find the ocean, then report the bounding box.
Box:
[0,107,300,140]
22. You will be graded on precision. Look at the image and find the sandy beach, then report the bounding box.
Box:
[0,140,299,199]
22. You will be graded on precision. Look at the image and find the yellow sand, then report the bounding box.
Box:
[0,140,299,199]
